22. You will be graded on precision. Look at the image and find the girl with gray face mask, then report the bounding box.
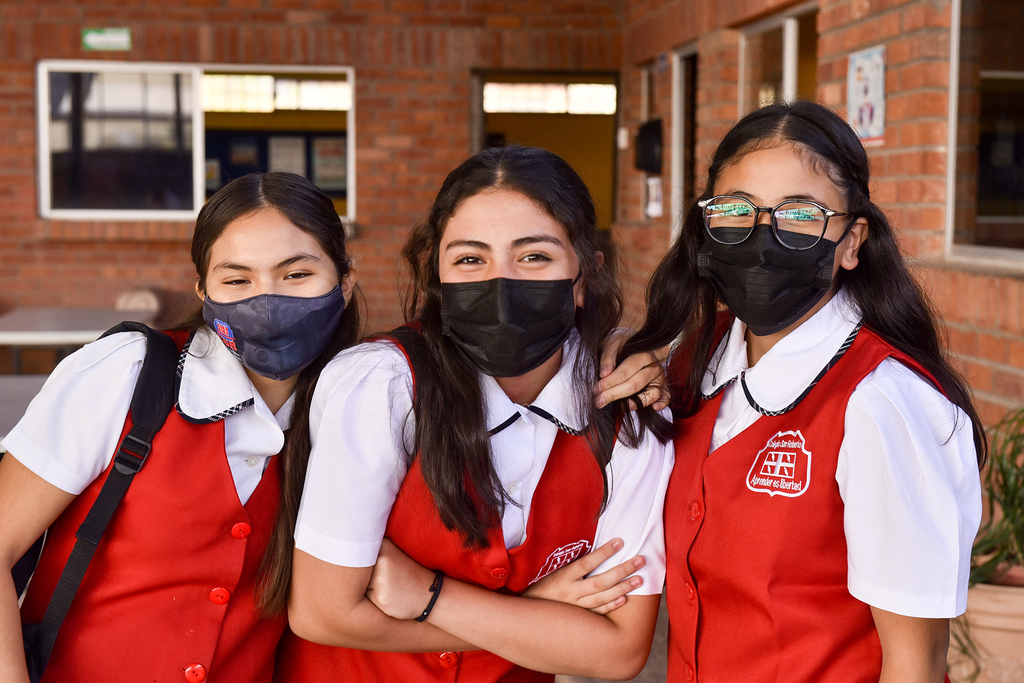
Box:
[1,171,359,683]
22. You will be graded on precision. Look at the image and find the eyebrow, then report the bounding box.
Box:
[512,234,565,249]
[211,252,323,272]
[444,239,491,252]
[722,190,824,205]
[443,234,566,252]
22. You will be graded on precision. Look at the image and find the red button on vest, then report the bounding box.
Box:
[689,502,702,521]
[489,567,509,579]
[685,662,695,681]
[210,587,231,604]
[231,522,251,539]
[184,663,207,682]
[684,582,695,601]
[438,651,460,669]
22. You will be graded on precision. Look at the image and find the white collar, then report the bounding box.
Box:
[176,326,293,428]
[702,290,863,412]
[482,331,587,435]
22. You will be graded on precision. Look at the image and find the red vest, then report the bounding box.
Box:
[275,337,605,683]
[21,331,286,683]
[665,327,931,683]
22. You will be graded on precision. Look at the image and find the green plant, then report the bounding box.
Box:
[970,405,1024,586]
[949,405,1024,683]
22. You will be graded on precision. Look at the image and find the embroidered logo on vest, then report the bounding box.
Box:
[746,430,811,498]
[531,540,593,584]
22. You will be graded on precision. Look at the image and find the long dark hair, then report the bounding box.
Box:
[172,171,361,614]
[622,101,987,467]
[400,145,666,547]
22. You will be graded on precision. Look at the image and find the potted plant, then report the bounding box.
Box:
[949,405,1024,683]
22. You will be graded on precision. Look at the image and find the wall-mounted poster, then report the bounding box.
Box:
[848,45,886,146]
[268,136,307,176]
[313,136,347,192]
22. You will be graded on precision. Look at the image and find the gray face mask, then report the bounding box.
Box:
[203,285,346,380]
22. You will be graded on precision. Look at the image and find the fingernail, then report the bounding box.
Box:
[595,396,606,408]
[612,538,624,550]
[630,577,642,587]
[633,556,645,568]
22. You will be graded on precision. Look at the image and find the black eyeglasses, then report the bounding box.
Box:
[698,195,854,251]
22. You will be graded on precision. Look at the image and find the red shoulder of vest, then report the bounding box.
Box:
[667,311,734,394]
[162,329,191,352]
[856,326,945,397]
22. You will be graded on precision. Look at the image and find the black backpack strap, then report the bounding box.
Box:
[26,322,179,674]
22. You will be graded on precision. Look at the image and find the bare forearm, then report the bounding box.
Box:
[289,596,474,653]
[877,641,949,683]
[0,574,30,683]
[424,580,658,679]
[289,550,475,653]
[871,606,949,683]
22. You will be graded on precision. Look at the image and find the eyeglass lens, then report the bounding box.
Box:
[703,197,827,249]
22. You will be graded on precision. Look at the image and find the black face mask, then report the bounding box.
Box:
[440,277,578,378]
[697,224,848,336]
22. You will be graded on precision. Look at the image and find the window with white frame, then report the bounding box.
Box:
[740,6,818,114]
[950,0,1024,256]
[37,61,355,221]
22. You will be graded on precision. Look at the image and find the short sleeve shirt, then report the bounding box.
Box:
[294,333,674,594]
[3,326,292,505]
[700,291,981,618]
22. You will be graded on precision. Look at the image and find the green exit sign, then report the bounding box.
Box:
[81,28,132,51]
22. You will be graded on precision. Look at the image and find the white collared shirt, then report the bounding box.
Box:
[701,291,981,618]
[4,327,292,504]
[294,333,674,594]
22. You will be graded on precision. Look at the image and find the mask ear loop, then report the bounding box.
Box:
[835,215,860,244]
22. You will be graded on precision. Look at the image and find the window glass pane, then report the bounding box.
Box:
[975,77,1024,248]
[566,84,617,115]
[954,0,1024,249]
[483,83,616,114]
[201,74,350,112]
[484,83,568,113]
[48,70,194,211]
[744,26,784,112]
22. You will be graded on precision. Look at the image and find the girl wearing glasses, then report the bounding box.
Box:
[278,145,673,682]
[621,101,985,682]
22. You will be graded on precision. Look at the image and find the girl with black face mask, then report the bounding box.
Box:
[281,145,674,682]
[0,171,360,683]
[622,101,987,683]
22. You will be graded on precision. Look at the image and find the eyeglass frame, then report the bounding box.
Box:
[697,195,856,251]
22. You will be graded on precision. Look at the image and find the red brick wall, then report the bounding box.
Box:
[817,0,1024,421]
[3,0,1023,418]
[0,0,623,333]
[617,0,1024,421]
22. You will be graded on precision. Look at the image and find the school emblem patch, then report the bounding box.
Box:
[531,540,592,585]
[746,430,811,498]
[213,319,238,352]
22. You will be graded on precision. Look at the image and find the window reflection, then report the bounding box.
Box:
[48,70,194,210]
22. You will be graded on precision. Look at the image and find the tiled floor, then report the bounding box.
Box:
[556,594,668,683]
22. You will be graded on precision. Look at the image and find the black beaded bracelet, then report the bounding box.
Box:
[414,570,445,622]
